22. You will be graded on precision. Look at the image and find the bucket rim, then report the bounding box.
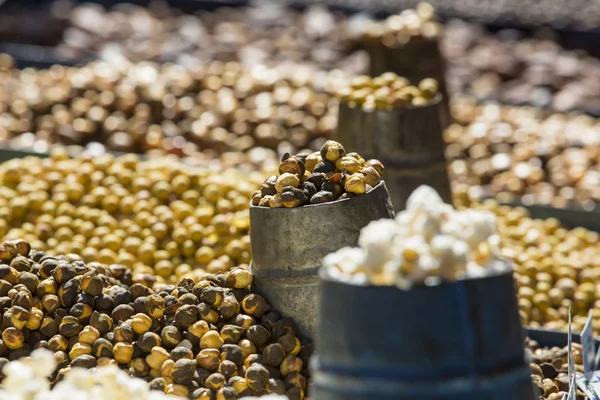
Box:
[249,180,388,211]
[318,257,514,290]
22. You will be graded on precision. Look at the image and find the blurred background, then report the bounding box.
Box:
[1,0,600,210]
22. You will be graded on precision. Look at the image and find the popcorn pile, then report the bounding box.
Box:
[0,349,178,400]
[322,186,507,288]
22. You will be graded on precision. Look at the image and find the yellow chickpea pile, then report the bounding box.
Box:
[456,189,600,333]
[0,149,266,287]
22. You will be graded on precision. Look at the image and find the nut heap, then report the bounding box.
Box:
[446,100,600,211]
[526,338,585,400]
[455,191,600,334]
[58,2,366,73]
[0,56,342,156]
[360,3,442,47]
[0,151,264,287]
[252,140,385,208]
[323,185,505,288]
[0,240,312,400]
[337,73,440,110]
[443,20,600,115]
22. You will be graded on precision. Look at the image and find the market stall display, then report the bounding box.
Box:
[447,99,600,211]
[313,186,532,399]
[0,151,265,287]
[0,239,312,400]
[250,140,394,339]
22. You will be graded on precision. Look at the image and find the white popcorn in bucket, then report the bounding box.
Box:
[322,185,503,288]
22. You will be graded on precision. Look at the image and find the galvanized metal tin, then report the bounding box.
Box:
[312,263,534,399]
[249,181,395,340]
[335,94,451,211]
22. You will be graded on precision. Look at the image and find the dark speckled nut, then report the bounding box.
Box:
[205,373,226,391]
[137,332,161,353]
[92,338,113,358]
[263,344,286,367]
[172,358,197,384]
[12,240,31,257]
[310,190,334,204]
[220,344,244,367]
[130,283,152,299]
[199,286,224,307]
[301,182,317,200]
[0,280,11,297]
[18,272,38,293]
[37,278,57,297]
[70,303,93,321]
[10,256,31,272]
[218,294,239,320]
[190,388,214,400]
[220,325,244,344]
[196,348,220,372]
[90,311,113,335]
[112,304,134,324]
[12,291,32,309]
[175,304,199,330]
[114,320,135,343]
[241,294,270,318]
[58,279,80,308]
[286,387,305,400]
[53,264,76,284]
[39,259,58,279]
[59,316,81,338]
[279,154,306,177]
[278,332,301,356]
[284,372,307,390]
[71,354,97,369]
[246,325,270,348]
[217,386,238,400]
[161,325,182,348]
[246,364,269,391]
[313,161,336,174]
[170,347,194,361]
[81,271,104,297]
[320,140,346,163]
[273,319,297,340]
[39,316,58,337]
[145,294,165,319]
[149,377,167,392]
[94,294,114,312]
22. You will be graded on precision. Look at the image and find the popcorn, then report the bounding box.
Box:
[322,185,503,288]
[0,349,180,400]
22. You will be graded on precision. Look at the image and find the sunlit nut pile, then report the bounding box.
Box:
[442,20,600,115]
[454,191,600,334]
[359,3,442,46]
[0,56,343,156]
[252,140,385,208]
[56,2,368,73]
[526,338,585,400]
[446,99,600,210]
[0,241,312,400]
[337,73,440,109]
[323,185,505,288]
[0,348,177,400]
[0,151,263,287]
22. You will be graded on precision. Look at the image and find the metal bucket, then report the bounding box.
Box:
[249,181,395,340]
[335,94,451,211]
[312,263,534,400]
[365,38,450,127]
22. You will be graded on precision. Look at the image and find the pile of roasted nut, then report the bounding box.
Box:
[0,56,342,156]
[252,140,384,208]
[455,189,600,334]
[337,73,440,110]
[447,100,600,210]
[0,239,311,400]
[443,20,600,115]
[0,150,268,287]
[527,338,585,400]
